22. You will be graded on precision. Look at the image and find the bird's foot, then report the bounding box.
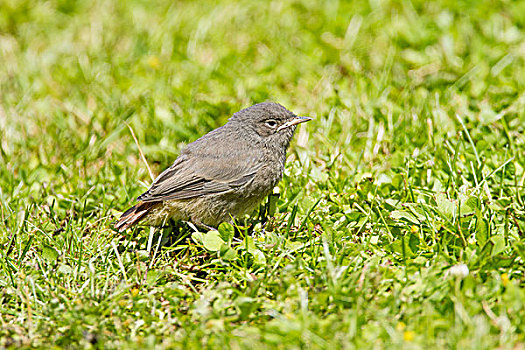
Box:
[188,217,216,232]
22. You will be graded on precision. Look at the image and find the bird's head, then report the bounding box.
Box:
[229,102,311,149]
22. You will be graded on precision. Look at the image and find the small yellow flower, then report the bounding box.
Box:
[403,330,415,341]
[501,273,509,287]
[205,319,224,329]
[147,55,160,69]
[131,288,139,297]
[459,155,466,162]
[410,225,419,233]
[396,321,406,331]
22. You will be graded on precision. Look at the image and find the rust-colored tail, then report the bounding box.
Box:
[115,201,159,232]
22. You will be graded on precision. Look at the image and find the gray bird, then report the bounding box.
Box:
[115,102,311,232]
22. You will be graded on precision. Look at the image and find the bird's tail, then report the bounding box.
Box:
[115,201,159,232]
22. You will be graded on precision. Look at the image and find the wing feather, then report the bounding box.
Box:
[136,144,261,203]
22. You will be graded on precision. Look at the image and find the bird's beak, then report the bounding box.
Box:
[277,116,312,131]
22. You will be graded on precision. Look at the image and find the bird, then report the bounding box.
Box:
[115,102,311,232]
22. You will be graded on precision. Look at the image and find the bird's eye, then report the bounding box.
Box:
[265,119,278,128]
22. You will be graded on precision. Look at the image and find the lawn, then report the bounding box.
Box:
[1,0,524,348]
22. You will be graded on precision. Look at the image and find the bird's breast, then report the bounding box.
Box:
[247,156,284,194]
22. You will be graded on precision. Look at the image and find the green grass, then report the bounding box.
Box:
[1,0,524,348]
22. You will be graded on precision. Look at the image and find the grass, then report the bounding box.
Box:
[1,0,524,348]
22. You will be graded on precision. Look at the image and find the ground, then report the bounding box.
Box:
[0,0,524,348]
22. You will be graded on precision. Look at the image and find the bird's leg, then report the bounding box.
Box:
[189,217,216,232]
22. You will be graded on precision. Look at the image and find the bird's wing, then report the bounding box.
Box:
[136,149,261,203]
